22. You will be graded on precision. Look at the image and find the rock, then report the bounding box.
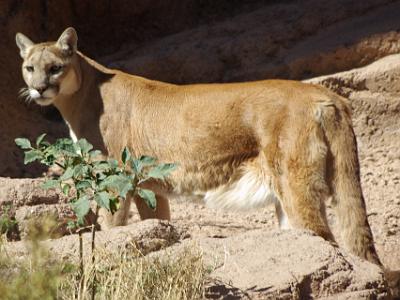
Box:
[15,204,75,239]
[106,1,400,84]
[0,178,88,240]
[4,219,184,262]
[163,229,390,299]
[0,178,68,209]
[0,177,70,240]
[2,0,400,177]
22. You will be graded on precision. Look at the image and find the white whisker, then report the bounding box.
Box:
[19,87,30,98]
[18,87,34,105]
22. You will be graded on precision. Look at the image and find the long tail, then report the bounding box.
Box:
[320,97,381,265]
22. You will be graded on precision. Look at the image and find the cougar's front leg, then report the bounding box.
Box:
[134,194,171,220]
[98,195,132,230]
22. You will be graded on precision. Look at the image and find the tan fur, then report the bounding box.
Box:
[16,28,381,265]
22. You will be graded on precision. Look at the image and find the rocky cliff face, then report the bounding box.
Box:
[1,0,400,177]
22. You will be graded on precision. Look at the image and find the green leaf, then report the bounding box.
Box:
[54,138,74,149]
[15,138,32,150]
[138,188,157,209]
[107,159,119,169]
[147,163,177,180]
[96,172,106,181]
[24,150,43,164]
[77,139,93,154]
[42,153,56,166]
[60,167,74,181]
[67,221,77,230]
[95,191,110,211]
[72,195,90,222]
[35,133,47,147]
[140,155,157,165]
[41,179,60,190]
[121,147,131,165]
[54,138,79,157]
[89,150,102,158]
[100,174,133,198]
[62,183,71,196]
[109,197,119,214]
[73,165,89,178]
[76,180,92,190]
[93,160,111,171]
[132,155,156,173]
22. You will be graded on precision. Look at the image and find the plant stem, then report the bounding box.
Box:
[79,229,84,298]
[91,206,99,300]
[55,162,65,169]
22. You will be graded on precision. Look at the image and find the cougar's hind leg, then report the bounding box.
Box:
[279,174,335,243]
[274,199,291,230]
[278,123,335,243]
[134,194,171,220]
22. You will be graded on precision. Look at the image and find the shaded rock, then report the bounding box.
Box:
[0,177,89,240]
[106,1,400,84]
[2,0,400,177]
[0,177,68,209]
[15,203,76,239]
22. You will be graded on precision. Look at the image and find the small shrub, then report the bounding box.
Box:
[15,134,176,227]
[13,134,187,299]
[0,205,19,240]
[0,217,66,300]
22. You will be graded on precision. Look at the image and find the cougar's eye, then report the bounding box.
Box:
[25,66,34,72]
[50,65,63,74]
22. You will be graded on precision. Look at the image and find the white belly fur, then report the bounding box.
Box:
[204,166,276,211]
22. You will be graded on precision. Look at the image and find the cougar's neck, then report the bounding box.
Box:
[53,52,109,147]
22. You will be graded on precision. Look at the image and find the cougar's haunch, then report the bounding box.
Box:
[16,27,381,265]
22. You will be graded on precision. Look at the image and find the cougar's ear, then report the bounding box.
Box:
[56,27,78,56]
[15,33,34,58]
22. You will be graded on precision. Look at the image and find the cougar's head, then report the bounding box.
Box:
[16,27,80,106]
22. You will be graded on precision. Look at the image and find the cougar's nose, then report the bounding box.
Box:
[35,86,47,95]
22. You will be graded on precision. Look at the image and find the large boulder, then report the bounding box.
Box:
[159,229,390,299]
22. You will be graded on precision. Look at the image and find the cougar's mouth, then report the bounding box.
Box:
[19,86,58,106]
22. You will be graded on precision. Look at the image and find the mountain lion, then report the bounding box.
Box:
[16,27,381,265]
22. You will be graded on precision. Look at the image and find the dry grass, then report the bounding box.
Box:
[0,220,207,300]
[59,246,206,300]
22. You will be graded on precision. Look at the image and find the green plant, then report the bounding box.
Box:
[15,134,176,226]
[0,205,18,240]
[15,134,177,299]
[0,217,69,300]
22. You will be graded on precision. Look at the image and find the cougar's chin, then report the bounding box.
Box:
[33,97,55,106]
[30,87,58,106]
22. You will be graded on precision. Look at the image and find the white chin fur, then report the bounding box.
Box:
[34,98,54,106]
[29,89,41,99]
[29,88,56,106]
